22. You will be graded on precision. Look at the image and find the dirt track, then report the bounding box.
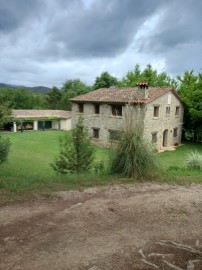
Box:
[0,183,202,269]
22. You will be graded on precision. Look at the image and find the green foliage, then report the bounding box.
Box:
[60,79,91,110]
[93,71,118,89]
[185,151,202,170]
[0,91,12,125]
[111,105,159,179]
[195,126,202,142]
[120,64,176,87]
[52,117,95,174]
[0,136,11,166]
[46,86,62,109]
[0,87,47,110]
[177,71,202,129]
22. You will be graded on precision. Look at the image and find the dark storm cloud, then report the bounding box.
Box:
[46,0,165,58]
[0,0,201,86]
[0,0,43,33]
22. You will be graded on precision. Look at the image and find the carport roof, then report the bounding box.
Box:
[12,110,72,120]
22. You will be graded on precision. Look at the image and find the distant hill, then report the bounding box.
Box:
[0,83,51,93]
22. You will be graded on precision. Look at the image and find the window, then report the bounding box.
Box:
[175,106,180,115]
[111,105,122,116]
[151,132,157,143]
[153,106,159,117]
[94,104,100,114]
[78,103,84,113]
[166,107,170,115]
[109,130,122,141]
[173,128,178,137]
[93,128,99,139]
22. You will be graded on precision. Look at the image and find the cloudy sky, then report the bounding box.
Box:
[0,0,201,87]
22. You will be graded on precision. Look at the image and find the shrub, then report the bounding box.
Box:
[111,104,160,179]
[52,117,95,174]
[185,151,202,170]
[167,166,181,171]
[195,126,202,142]
[0,136,11,166]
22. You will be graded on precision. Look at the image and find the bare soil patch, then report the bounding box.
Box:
[0,183,202,269]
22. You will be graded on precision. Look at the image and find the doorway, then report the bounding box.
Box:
[163,129,168,147]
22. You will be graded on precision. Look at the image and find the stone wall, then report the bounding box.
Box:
[71,102,144,146]
[143,92,184,149]
[71,91,184,149]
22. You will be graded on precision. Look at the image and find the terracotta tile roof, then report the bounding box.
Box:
[12,110,72,119]
[70,87,182,104]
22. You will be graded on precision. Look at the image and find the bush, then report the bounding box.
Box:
[195,126,202,142]
[185,151,202,170]
[111,104,160,179]
[0,136,11,166]
[52,117,95,174]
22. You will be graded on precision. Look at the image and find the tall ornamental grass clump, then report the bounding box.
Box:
[185,151,202,170]
[111,104,160,180]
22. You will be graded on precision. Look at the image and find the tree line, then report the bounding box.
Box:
[0,64,201,138]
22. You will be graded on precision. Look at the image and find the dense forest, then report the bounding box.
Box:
[0,64,201,140]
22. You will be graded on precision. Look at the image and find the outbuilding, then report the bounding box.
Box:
[9,110,71,132]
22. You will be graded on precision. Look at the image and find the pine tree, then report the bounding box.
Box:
[52,117,95,174]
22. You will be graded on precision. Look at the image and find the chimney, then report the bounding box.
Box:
[136,82,149,99]
[136,82,148,89]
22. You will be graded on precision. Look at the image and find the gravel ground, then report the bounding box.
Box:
[0,183,202,269]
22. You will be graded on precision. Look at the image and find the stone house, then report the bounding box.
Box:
[70,83,184,150]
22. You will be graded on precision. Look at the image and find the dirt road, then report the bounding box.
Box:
[0,183,202,269]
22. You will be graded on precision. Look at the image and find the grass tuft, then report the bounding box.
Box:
[185,151,202,170]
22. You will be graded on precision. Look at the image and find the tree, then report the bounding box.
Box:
[0,87,47,110]
[0,91,12,126]
[93,71,118,89]
[120,64,175,87]
[0,92,11,165]
[177,71,202,131]
[46,86,62,109]
[52,117,95,174]
[60,79,91,110]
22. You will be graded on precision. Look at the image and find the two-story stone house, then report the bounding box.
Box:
[70,83,184,150]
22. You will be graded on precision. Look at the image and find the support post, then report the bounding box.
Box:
[34,120,38,131]
[13,122,17,133]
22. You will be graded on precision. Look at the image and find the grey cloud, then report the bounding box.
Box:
[0,0,44,33]
[44,0,165,58]
[0,0,201,86]
[137,0,202,73]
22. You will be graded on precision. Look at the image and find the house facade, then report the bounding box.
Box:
[70,85,184,150]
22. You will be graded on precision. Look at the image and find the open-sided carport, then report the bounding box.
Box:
[10,110,72,132]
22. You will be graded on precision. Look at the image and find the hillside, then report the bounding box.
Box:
[0,83,51,93]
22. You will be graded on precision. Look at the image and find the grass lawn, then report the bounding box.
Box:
[0,130,201,204]
[159,142,202,184]
[0,131,120,200]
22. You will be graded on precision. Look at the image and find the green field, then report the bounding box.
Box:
[0,131,113,193]
[0,130,201,204]
[159,142,202,183]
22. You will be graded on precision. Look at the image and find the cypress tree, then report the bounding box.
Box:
[52,117,95,174]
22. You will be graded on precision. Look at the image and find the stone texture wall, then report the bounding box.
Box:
[71,102,144,147]
[143,92,184,149]
[71,91,184,149]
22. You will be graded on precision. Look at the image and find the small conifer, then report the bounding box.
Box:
[52,117,95,174]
